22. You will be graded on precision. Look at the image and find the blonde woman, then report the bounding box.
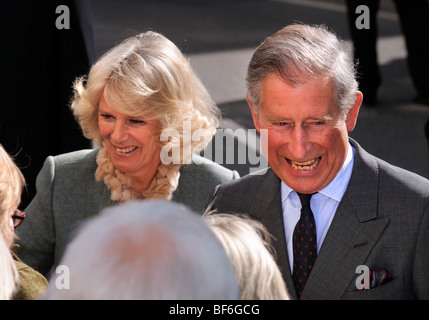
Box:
[204,212,290,300]
[0,144,48,299]
[16,31,238,276]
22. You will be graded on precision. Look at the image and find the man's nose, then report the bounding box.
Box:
[289,127,310,160]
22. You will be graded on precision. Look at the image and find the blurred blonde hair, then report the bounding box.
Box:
[0,236,19,300]
[0,144,23,299]
[0,145,25,239]
[71,31,220,200]
[203,212,290,300]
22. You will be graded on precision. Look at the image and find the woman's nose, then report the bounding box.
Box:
[111,121,128,143]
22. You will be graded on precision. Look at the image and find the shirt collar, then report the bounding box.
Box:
[281,143,355,202]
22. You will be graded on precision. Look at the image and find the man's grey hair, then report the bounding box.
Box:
[246,24,359,118]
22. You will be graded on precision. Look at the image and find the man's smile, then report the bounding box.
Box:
[286,157,321,172]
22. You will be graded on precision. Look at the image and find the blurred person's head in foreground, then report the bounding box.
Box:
[44,200,239,300]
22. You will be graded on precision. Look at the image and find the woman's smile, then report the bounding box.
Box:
[113,145,139,155]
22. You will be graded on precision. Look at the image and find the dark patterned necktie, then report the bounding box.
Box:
[292,192,317,298]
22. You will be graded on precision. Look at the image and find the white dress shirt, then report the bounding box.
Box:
[281,143,355,272]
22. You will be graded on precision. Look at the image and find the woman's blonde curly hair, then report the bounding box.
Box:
[71,31,220,200]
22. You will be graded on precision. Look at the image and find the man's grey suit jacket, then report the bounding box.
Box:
[16,149,239,276]
[208,138,429,299]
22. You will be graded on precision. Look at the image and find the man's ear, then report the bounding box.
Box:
[346,91,363,132]
[246,94,261,133]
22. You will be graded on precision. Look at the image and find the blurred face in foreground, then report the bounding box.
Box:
[249,73,362,194]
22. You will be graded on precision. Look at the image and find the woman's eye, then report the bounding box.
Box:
[129,119,146,125]
[100,113,114,120]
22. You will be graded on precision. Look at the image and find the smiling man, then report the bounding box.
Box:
[207,24,429,300]
[251,73,360,195]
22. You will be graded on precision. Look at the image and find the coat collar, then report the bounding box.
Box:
[346,138,380,222]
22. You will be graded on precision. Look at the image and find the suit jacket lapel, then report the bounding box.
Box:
[247,169,298,300]
[301,196,389,299]
[301,139,389,299]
